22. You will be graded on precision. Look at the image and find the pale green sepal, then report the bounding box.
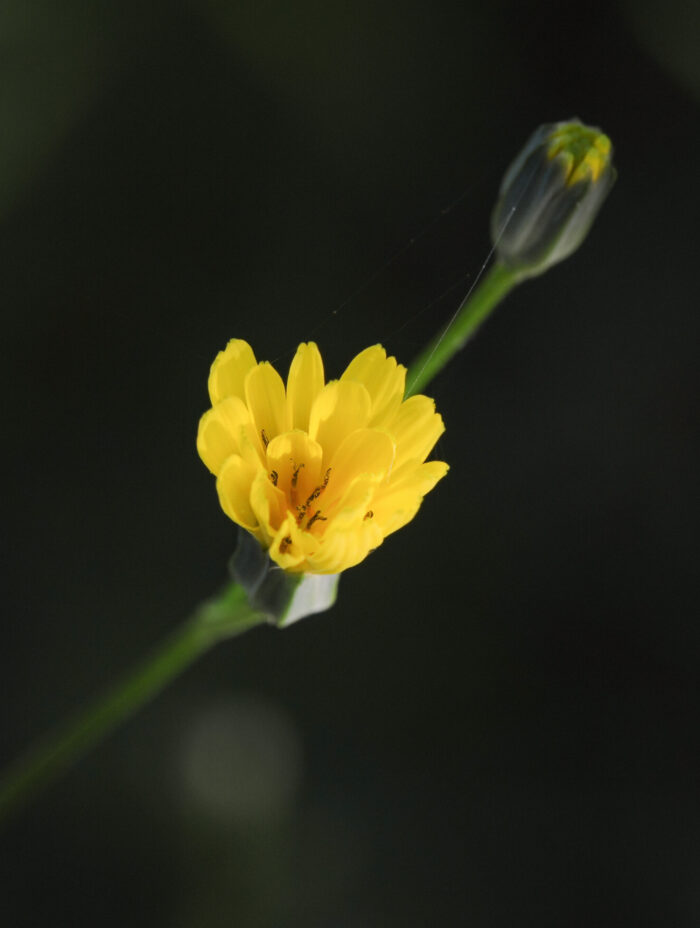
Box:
[279,571,340,628]
[230,528,339,627]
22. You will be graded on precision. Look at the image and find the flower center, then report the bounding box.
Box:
[269,462,332,533]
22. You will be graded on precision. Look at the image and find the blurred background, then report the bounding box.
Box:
[1,0,699,924]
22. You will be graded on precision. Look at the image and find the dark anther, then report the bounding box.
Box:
[307,511,327,529]
[291,462,304,488]
[305,467,332,508]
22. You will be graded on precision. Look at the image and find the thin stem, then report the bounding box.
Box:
[0,582,266,825]
[0,260,522,827]
[405,260,520,397]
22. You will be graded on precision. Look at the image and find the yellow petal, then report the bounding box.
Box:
[341,344,406,427]
[249,468,288,544]
[386,395,445,472]
[286,342,325,431]
[305,518,384,574]
[323,473,376,530]
[390,459,449,494]
[244,362,289,456]
[268,515,309,571]
[237,424,267,470]
[323,428,395,509]
[216,454,258,531]
[196,396,252,476]
[370,489,422,537]
[372,460,449,536]
[308,380,372,465]
[208,339,257,406]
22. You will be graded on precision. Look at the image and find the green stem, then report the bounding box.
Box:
[0,582,266,825]
[405,260,520,397]
[0,260,522,827]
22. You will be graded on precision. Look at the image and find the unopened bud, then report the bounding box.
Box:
[491,119,616,278]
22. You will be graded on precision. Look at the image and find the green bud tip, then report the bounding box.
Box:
[491,118,616,279]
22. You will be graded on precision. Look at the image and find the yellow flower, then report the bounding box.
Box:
[197,340,448,575]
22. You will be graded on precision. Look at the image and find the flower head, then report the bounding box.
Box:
[491,118,616,278]
[197,340,448,575]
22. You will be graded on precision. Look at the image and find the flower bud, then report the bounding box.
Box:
[491,119,616,278]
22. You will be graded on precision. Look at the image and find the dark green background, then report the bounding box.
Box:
[2,1,699,924]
